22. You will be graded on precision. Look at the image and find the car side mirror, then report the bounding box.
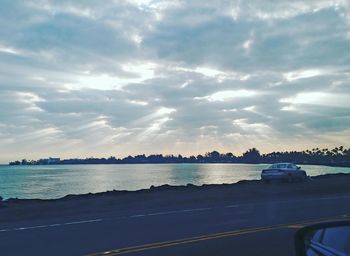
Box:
[295,220,350,256]
[297,166,301,169]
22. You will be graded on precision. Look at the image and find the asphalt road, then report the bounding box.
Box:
[1,194,350,256]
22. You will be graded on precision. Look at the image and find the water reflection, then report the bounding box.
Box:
[0,164,349,199]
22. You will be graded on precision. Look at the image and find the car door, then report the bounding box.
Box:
[286,164,296,178]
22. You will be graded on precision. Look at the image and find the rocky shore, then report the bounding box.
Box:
[1,173,350,223]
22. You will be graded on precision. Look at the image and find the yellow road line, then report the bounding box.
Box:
[287,224,304,228]
[86,215,350,256]
[87,227,277,256]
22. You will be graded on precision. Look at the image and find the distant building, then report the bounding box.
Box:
[47,157,60,164]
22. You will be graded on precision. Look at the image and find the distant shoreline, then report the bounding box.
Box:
[6,162,350,168]
[8,146,350,167]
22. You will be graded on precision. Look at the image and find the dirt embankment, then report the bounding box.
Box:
[1,173,350,223]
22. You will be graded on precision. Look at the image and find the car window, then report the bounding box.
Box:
[320,227,350,254]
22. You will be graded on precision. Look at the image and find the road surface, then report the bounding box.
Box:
[1,193,350,255]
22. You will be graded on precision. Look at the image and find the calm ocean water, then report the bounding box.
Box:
[0,164,349,199]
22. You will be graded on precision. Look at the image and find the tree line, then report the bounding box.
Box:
[9,146,350,167]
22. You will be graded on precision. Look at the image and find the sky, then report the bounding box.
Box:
[1,0,350,163]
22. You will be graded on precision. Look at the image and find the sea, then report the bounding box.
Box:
[0,164,349,199]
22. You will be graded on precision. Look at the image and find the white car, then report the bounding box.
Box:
[261,163,307,183]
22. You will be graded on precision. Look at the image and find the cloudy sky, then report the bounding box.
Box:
[1,0,350,163]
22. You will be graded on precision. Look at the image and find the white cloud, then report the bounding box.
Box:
[243,39,253,52]
[195,90,258,102]
[128,100,149,106]
[283,69,324,81]
[71,74,125,90]
[64,62,157,90]
[0,0,350,162]
[281,92,350,108]
[0,45,21,55]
